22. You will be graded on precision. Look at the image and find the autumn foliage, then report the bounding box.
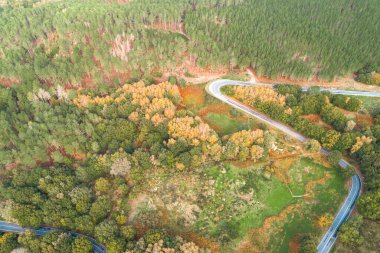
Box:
[233,86,286,106]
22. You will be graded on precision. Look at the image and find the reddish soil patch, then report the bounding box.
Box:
[198,103,232,133]
[289,235,300,253]
[81,73,95,88]
[253,68,345,86]
[85,35,91,45]
[145,21,185,35]
[250,68,380,92]
[179,85,205,107]
[105,0,131,4]
[356,113,374,127]
[204,120,223,133]
[301,114,332,129]
[302,114,320,123]
[271,158,297,184]
[338,108,374,127]
[198,103,231,117]
[304,171,331,200]
[231,159,260,169]
[176,230,219,253]
[236,204,301,253]
[0,77,20,87]
[104,69,130,86]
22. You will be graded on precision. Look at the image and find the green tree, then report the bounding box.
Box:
[357,189,380,220]
[18,230,40,253]
[69,187,93,214]
[94,178,110,193]
[0,233,18,253]
[89,196,112,223]
[327,150,342,167]
[120,225,136,241]
[106,239,126,253]
[74,215,95,235]
[299,234,316,253]
[305,139,321,153]
[339,216,364,248]
[321,130,341,150]
[94,220,119,245]
[11,205,43,227]
[144,229,165,245]
[72,236,93,253]
[40,232,73,253]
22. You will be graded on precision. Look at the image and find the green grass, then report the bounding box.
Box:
[197,158,347,252]
[352,96,380,115]
[287,158,325,195]
[269,158,347,252]
[204,112,254,135]
[237,177,294,233]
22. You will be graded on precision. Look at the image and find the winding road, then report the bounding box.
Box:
[207,79,378,253]
[0,221,106,253]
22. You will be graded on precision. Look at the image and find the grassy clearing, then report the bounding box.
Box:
[193,157,346,252]
[204,112,254,135]
[350,95,380,115]
[179,85,206,111]
[178,82,347,251]
[270,158,346,253]
[287,158,325,195]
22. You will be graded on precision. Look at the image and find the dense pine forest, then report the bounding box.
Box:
[0,0,379,85]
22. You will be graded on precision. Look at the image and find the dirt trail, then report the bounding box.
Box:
[128,193,147,222]
[249,68,380,92]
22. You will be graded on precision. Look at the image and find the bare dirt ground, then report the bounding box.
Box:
[175,66,380,93]
[248,68,380,92]
[236,204,302,253]
[128,193,147,222]
[302,114,333,130]
[0,77,20,87]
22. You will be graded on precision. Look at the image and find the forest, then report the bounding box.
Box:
[0,0,379,252]
[0,0,379,86]
[0,79,278,252]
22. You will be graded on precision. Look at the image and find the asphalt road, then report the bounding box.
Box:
[207,79,376,253]
[0,221,106,253]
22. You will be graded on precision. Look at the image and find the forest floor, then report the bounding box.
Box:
[178,67,380,92]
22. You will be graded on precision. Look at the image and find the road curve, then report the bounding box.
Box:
[0,221,106,253]
[207,79,374,253]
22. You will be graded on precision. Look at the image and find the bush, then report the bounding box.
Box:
[168,76,177,84]
[327,150,342,166]
[143,229,165,245]
[305,139,321,153]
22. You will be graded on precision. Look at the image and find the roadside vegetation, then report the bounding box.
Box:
[224,84,380,252]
